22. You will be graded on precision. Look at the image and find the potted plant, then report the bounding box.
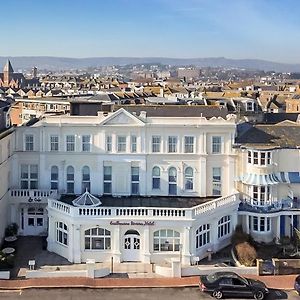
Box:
[5,223,19,237]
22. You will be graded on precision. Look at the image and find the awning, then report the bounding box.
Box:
[236,172,300,185]
[236,173,280,186]
[275,172,300,184]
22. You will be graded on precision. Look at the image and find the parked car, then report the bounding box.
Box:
[199,271,269,299]
[294,275,300,295]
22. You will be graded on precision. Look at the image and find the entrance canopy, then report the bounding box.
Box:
[72,190,102,207]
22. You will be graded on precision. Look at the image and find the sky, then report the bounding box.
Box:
[1,0,300,63]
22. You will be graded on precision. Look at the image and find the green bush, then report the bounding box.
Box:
[235,242,257,267]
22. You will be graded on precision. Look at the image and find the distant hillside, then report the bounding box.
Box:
[0,56,299,72]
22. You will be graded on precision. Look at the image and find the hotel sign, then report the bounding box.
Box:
[110,220,155,226]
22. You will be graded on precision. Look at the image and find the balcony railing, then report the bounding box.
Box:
[48,193,239,220]
[238,192,300,213]
[10,189,58,204]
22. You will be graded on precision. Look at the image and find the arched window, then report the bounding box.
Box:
[56,222,68,246]
[66,166,74,194]
[168,167,177,195]
[84,228,111,250]
[153,229,180,252]
[82,166,90,192]
[184,167,193,190]
[152,166,161,189]
[50,166,59,190]
[218,215,231,239]
[196,224,210,248]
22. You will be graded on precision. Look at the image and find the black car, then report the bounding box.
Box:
[199,271,269,299]
[294,275,300,295]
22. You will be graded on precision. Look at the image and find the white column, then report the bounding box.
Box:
[227,156,235,194]
[68,223,74,262]
[276,216,281,241]
[182,226,191,265]
[73,224,81,263]
[47,215,55,252]
[210,220,219,252]
[112,225,121,262]
[143,226,151,263]
[200,157,206,197]
[244,215,249,234]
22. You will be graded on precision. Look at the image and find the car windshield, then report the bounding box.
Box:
[206,273,248,284]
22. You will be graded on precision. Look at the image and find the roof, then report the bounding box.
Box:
[262,113,300,124]
[72,190,102,207]
[235,123,300,148]
[60,195,217,208]
[3,60,14,73]
[116,105,229,118]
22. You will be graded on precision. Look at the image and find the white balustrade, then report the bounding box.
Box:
[192,193,239,217]
[10,189,58,204]
[48,193,238,220]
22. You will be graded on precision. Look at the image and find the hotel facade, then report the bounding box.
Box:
[3,106,300,266]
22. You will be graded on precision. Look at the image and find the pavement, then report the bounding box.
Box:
[0,274,297,291]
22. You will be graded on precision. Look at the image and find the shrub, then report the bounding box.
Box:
[235,242,257,267]
[5,223,19,237]
[231,225,254,246]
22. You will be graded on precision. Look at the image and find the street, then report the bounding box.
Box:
[0,287,297,300]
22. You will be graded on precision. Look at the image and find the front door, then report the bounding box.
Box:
[123,230,140,262]
[23,206,46,236]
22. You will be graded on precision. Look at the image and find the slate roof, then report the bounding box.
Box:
[117,105,229,118]
[235,123,300,148]
[262,113,300,124]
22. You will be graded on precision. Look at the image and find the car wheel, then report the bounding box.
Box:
[253,290,264,300]
[212,290,223,299]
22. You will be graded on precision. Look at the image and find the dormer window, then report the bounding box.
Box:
[246,101,255,112]
[247,150,271,166]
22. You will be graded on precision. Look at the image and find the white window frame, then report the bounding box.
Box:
[212,167,221,196]
[82,135,91,152]
[50,165,59,190]
[168,167,177,195]
[152,166,161,190]
[20,164,38,189]
[131,135,137,153]
[103,166,112,195]
[66,166,74,194]
[56,222,68,246]
[184,167,194,191]
[106,135,112,152]
[212,136,222,154]
[196,224,210,248]
[117,136,126,152]
[152,136,161,153]
[184,136,194,153]
[153,229,180,252]
[168,136,178,153]
[218,215,231,239]
[251,185,270,206]
[66,135,75,152]
[131,166,139,195]
[247,150,272,166]
[50,135,59,152]
[251,216,271,232]
[84,228,111,250]
[25,134,34,151]
[82,166,90,193]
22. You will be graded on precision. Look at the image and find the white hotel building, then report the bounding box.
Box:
[6,106,240,265]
